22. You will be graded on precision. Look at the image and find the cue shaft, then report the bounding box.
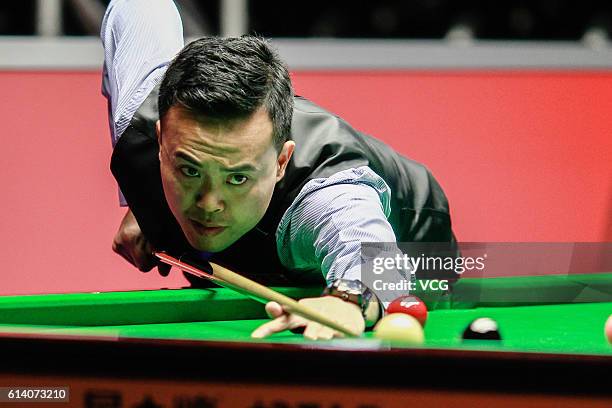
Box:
[155,253,267,303]
[154,252,360,337]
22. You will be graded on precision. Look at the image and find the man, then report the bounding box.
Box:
[102,0,456,340]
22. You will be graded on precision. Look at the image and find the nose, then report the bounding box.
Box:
[195,187,225,214]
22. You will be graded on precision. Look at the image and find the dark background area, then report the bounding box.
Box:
[1,0,611,40]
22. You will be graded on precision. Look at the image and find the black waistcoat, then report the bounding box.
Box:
[111,86,456,285]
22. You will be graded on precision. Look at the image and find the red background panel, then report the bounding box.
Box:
[0,70,610,295]
[0,71,190,295]
[291,71,612,243]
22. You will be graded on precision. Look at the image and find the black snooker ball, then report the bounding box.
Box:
[462,317,502,341]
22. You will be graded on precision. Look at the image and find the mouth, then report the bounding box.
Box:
[189,220,227,237]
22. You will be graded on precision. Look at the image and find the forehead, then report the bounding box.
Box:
[161,105,274,160]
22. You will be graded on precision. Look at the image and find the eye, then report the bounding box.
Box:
[227,174,248,185]
[179,166,200,178]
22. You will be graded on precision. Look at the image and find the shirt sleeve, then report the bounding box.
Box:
[101,0,184,205]
[276,166,413,305]
[101,0,184,146]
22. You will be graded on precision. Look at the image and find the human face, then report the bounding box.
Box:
[157,105,294,252]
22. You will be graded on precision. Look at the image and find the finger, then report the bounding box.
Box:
[157,262,172,277]
[135,256,156,272]
[303,321,324,341]
[113,242,137,267]
[304,322,341,341]
[264,301,284,319]
[111,240,120,255]
[112,238,127,259]
[333,330,346,339]
[142,238,154,257]
[134,239,156,272]
[251,314,290,338]
[315,325,336,341]
[252,313,308,338]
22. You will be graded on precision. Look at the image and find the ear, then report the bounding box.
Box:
[276,140,295,182]
[156,120,162,143]
[156,120,162,161]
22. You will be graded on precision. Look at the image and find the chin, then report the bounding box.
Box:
[186,235,233,253]
[196,243,229,253]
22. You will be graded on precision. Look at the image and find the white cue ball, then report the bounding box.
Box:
[374,313,425,344]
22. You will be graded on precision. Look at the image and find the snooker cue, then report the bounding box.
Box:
[154,251,361,337]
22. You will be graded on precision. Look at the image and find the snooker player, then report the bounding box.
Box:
[102,0,456,339]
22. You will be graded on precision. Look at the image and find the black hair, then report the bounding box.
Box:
[159,36,294,151]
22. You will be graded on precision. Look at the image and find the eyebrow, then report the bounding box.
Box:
[174,151,259,173]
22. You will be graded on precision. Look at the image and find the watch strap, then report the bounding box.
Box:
[323,279,381,328]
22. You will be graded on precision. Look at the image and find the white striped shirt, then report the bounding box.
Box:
[101,0,183,146]
[101,0,409,302]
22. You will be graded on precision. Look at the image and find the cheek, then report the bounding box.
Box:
[160,167,189,210]
[254,176,277,208]
[232,179,275,219]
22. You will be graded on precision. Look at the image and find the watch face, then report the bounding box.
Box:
[337,279,363,295]
[328,280,372,319]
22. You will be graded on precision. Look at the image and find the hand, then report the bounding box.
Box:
[112,208,171,276]
[251,296,365,340]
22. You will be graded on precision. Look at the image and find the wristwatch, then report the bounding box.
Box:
[322,279,381,329]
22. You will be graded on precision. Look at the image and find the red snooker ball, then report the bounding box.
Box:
[386,295,428,327]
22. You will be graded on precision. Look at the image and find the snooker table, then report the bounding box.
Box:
[0,275,611,408]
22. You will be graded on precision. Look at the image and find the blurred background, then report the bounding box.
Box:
[1,0,612,43]
[0,0,611,295]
